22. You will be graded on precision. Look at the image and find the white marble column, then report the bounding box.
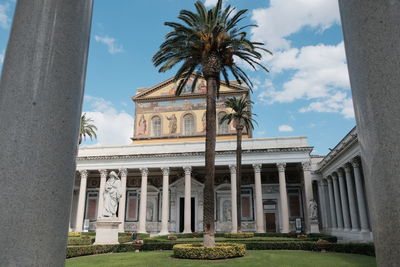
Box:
[332,174,344,230]
[327,177,337,229]
[229,165,238,233]
[322,179,331,228]
[277,163,290,233]
[183,166,192,233]
[138,168,148,233]
[337,169,351,231]
[159,167,170,235]
[302,161,313,232]
[76,170,88,232]
[344,164,360,232]
[318,181,328,229]
[351,159,369,233]
[253,164,264,233]
[118,168,128,232]
[97,169,107,219]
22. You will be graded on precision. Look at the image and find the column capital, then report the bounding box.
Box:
[140,168,149,177]
[302,161,311,171]
[336,168,344,177]
[79,170,88,179]
[351,158,360,168]
[229,164,236,174]
[253,163,262,173]
[276,162,286,172]
[344,164,352,174]
[183,166,192,175]
[119,168,128,177]
[98,169,107,178]
[161,167,170,176]
[331,173,338,181]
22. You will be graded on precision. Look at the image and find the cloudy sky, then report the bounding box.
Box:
[0,0,355,154]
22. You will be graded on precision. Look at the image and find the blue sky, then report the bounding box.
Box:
[0,0,355,154]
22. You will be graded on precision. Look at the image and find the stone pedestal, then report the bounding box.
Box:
[309,220,320,234]
[94,219,122,245]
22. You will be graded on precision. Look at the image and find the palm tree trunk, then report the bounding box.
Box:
[236,126,243,232]
[203,76,217,247]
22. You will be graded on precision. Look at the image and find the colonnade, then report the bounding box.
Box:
[318,157,370,236]
[74,162,312,233]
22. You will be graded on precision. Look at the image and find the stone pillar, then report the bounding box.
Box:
[159,167,170,235]
[76,170,89,232]
[327,177,337,229]
[253,164,264,233]
[183,166,192,233]
[118,168,128,232]
[339,1,400,265]
[332,175,344,229]
[344,164,360,232]
[337,169,351,231]
[277,163,290,233]
[302,161,313,232]
[229,165,238,233]
[322,179,331,228]
[351,159,369,233]
[97,169,108,219]
[138,168,148,233]
[317,181,328,229]
[0,1,93,265]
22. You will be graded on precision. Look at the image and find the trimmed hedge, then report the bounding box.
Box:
[173,243,246,259]
[224,232,254,238]
[67,237,94,246]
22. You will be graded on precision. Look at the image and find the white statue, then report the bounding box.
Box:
[146,202,154,221]
[223,200,232,222]
[102,171,122,218]
[308,199,318,220]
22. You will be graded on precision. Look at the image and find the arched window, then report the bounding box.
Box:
[183,114,195,135]
[151,116,161,137]
[218,112,228,134]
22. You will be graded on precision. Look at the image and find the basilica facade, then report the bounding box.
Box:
[70,76,372,242]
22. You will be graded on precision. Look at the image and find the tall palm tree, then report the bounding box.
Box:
[79,113,97,145]
[220,96,256,233]
[153,0,270,246]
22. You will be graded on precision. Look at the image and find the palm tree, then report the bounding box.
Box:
[79,113,97,145]
[220,96,256,233]
[153,0,270,246]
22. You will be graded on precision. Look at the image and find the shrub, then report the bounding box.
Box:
[173,243,246,260]
[168,235,177,240]
[118,235,132,244]
[224,232,254,238]
[67,237,94,246]
[68,232,80,237]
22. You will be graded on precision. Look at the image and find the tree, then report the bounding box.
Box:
[220,96,256,233]
[152,0,270,246]
[79,113,97,145]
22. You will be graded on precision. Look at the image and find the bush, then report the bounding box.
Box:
[68,232,80,237]
[173,243,246,260]
[224,232,254,238]
[67,237,95,246]
[168,235,177,240]
[118,235,132,244]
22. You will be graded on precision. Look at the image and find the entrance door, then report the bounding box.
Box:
[265,213,276,232]
[179,197,195,232]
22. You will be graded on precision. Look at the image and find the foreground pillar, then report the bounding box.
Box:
[97,169,108,218]
[337,169,351,231]
[339,1,400,264]
[229,165,238,233]
[253,164,265,233]
[159,167,170,235]
[138,168,148,233]
[76,170,88,232]
[0,1,93,265]
[183,166,192,233]
[277,163,290,233]
[118,168,128,232]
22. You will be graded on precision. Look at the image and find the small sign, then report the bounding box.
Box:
[295,218,302,233]
[83,219,90,232]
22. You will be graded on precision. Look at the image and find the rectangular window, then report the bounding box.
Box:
[289,194,301,217]
[126,191,139,221]
[85,191,98,222]
[241,188,254,221]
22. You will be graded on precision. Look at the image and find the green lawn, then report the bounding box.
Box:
[66,250,376,267]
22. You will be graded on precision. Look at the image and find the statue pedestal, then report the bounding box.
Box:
[94,218,122,245]
[309,219,320,233]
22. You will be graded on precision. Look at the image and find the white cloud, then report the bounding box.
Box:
[94,35,124,54]
[299,92,354,118]
[0,50,4,64]
[251,0,340,51]
[278,125,294,132]
[204,0,218,7]
[0,3,10,29]
[82,95,133,146]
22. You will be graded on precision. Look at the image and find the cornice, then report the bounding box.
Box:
[77,146,313,161]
